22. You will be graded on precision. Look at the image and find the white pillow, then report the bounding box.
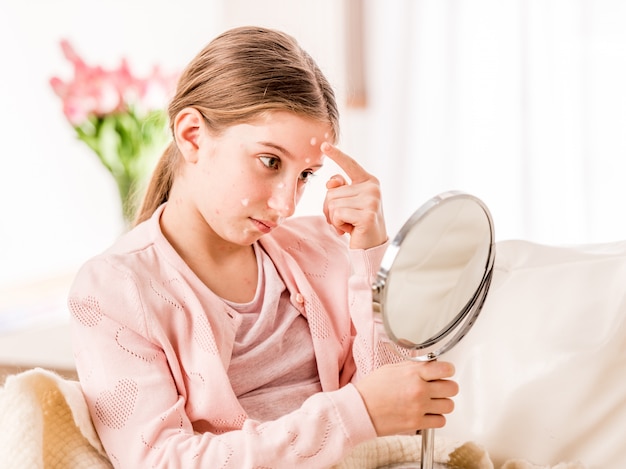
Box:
[439,239,626,469]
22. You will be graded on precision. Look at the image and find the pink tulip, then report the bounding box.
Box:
[50,40,176,125]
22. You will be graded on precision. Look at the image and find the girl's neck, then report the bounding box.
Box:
[159,205,259,303]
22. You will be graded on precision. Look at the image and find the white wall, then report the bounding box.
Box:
[361,0,626,247]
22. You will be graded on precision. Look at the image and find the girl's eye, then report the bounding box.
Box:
[259,155,280,170]
[259,155,315,183]
[299,170,315,183]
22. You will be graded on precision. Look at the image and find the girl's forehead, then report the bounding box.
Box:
[263,111,332,133]
[225,112,333,153]
[309,134,334,146]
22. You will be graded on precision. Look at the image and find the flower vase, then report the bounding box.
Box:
[109,138,165,228]
[113,170,144,228]
[75,110,169,229]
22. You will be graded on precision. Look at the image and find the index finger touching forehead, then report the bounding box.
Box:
[320,142,370,183]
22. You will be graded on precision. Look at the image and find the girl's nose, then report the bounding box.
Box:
[267,181,297,218]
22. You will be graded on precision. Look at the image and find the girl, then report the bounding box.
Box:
[68,26,458,468]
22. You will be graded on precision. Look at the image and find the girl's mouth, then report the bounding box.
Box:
[250,218,275,234]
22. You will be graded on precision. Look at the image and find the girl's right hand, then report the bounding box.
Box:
[354,360,459,436]
[321,142,387,250]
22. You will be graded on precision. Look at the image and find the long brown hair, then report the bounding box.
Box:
[134,26,340,225]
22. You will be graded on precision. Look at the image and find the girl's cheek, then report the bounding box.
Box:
[294,187,306,206]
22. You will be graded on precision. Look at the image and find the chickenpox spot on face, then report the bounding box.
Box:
[324,133,329,139]
[277,182,285,189]
[310,137,317,146]
[305,158,311,163]
[241,198,249,206]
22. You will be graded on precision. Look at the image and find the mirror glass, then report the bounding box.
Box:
[372,191,495,359]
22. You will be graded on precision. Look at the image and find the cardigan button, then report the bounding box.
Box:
[295,293,305,304]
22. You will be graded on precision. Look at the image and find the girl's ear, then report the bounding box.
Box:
[173,107,206,163]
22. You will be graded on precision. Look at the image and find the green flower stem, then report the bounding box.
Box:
[74,109,169,226]
[113,172,134,226]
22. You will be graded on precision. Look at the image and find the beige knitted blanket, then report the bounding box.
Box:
[0,368,111,468]
[0,368,587,469]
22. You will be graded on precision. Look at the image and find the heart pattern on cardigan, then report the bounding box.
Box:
[114,326,160,363]
[68,295,104,328]
[94,379,138,429]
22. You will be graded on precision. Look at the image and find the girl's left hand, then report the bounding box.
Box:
[321,142,387,250]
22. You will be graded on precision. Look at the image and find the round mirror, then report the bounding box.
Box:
[371,191,495,469]
[372,191,495,360]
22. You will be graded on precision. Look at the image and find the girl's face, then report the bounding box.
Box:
[177,111,332,247]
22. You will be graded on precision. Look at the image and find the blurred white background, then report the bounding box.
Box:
[3,0,626,296]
